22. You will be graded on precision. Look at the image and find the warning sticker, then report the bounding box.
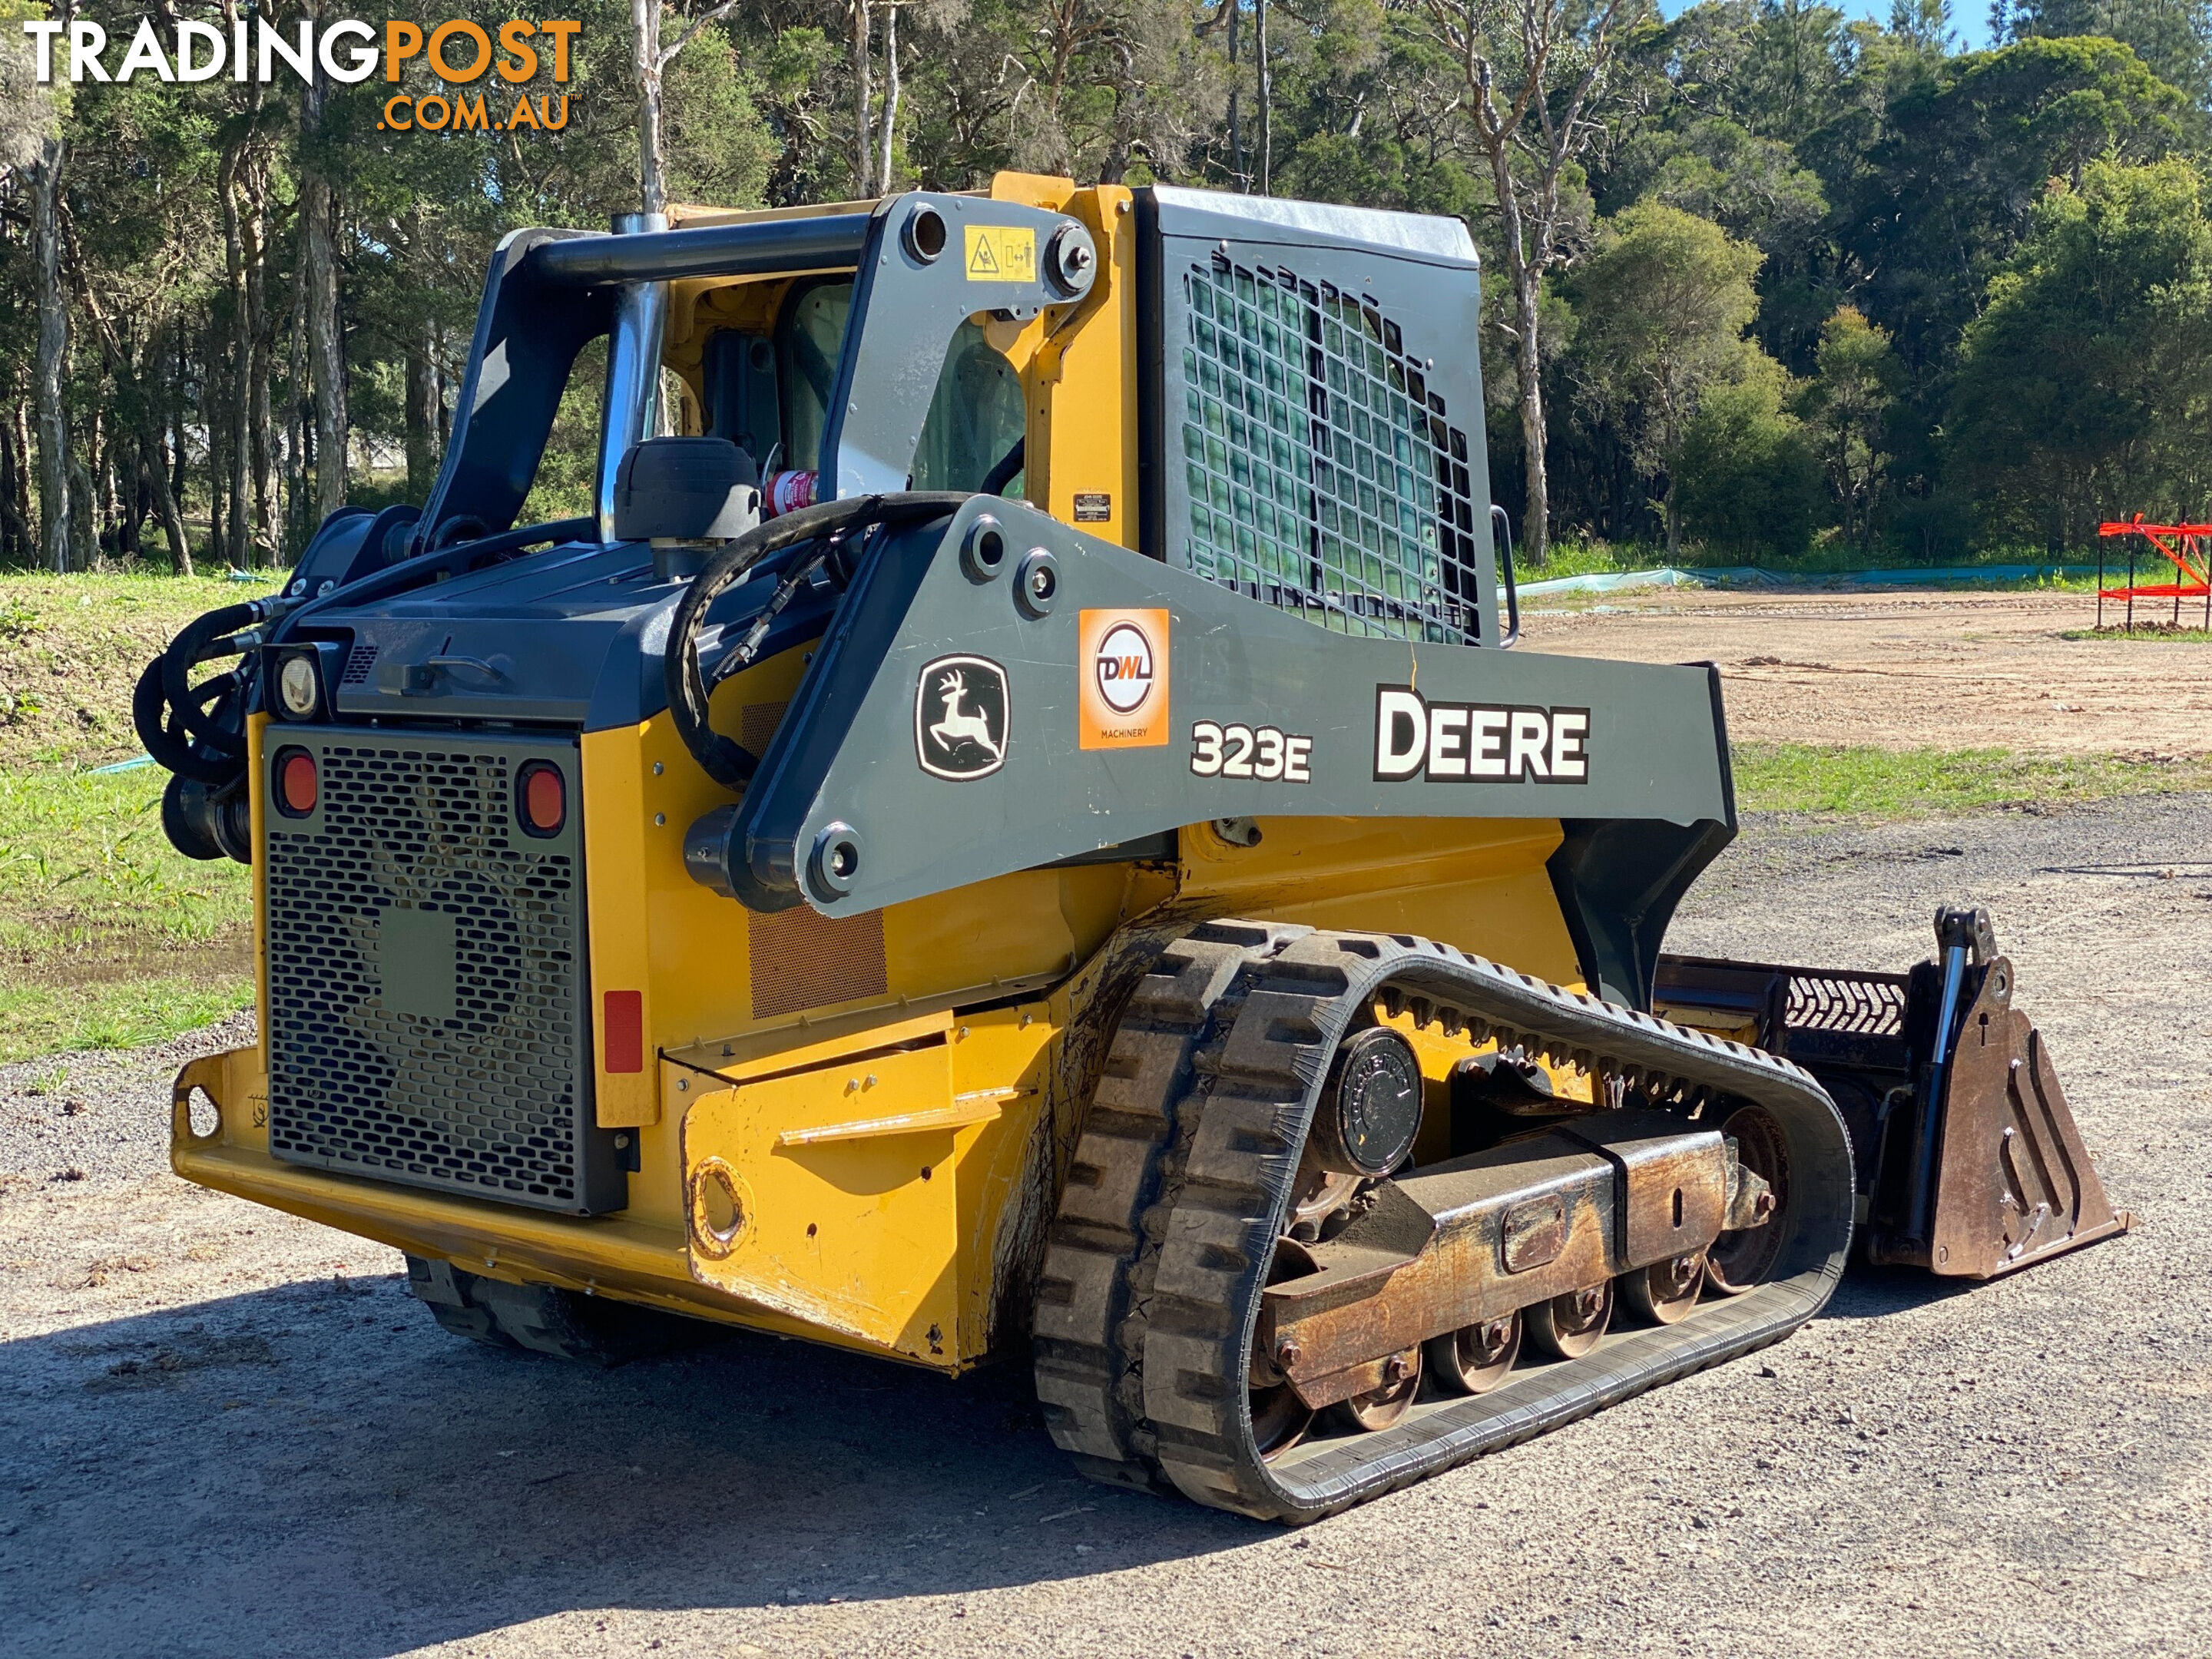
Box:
[965,224,1036,283]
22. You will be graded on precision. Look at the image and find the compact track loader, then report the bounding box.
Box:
[140,175,2130,1522]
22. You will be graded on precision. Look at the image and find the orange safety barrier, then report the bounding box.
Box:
[2095,515,2212,629]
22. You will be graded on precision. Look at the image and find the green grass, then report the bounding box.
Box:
[0,765,252,1061]
[2060,624,2212,642]
[1733,743,2212,818]
[1522,535,2102,587]
[0,569,257,768]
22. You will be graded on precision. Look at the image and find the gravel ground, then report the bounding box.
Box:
[2,800,2207,1658]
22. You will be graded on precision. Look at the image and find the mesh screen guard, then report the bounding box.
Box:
[1154,232,1495,644]
[262,728,622,1215]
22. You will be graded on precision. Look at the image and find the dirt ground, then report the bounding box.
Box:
[5,588,2209,1654]
[3,789,2208,1659]
[1523,588,2212,754]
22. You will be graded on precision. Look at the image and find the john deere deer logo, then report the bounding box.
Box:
[915,655,1011,780]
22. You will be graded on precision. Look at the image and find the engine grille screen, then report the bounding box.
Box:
[1171,255,1485,644]
[263,730,613,1214]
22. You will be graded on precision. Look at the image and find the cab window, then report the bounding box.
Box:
[912,321,1025,493]
[777,281,853,474]
[774,288,1026,492]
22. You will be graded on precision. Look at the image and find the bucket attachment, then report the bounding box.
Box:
[1655,907,2133,1280]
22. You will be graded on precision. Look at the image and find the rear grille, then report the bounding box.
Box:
[263,729,619,1214]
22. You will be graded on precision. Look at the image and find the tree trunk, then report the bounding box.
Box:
[406,320,439,498]
[142,419,192,577]
[300,27,348,522]
[68,455,97,570]
[284,247,309,551]
[213,0,276,561]
[31,126,71,573]
[1226,1,1242,188]
[249,203,276,562]
[221,149,253,567]
[171,326,190,521]
[434,321,452,452]
[0,409,28,561]
[1441,3,1632,568]
[1664,480,1681,560]
[634,0,668,213]
[1256,0,1270,194]
[1493,180,1551,567]
[209,354,230,569]
[850,2,874,196]
[1099,41,1140,182]
[91,402,118,553]
[876,2,899,191]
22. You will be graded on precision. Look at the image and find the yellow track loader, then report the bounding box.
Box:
[140,174,2129,1522]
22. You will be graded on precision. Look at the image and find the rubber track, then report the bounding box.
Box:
[1034,925,1856,1524]
[1031,921,1313,1492]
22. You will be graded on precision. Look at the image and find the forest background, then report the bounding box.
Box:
[5,0,2212,577]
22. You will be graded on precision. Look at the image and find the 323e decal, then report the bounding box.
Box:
[1190,721,1313,783]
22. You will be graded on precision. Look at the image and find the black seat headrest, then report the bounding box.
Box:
[613,437,760,541]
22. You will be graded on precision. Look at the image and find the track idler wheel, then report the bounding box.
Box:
[1249,1237,1320,1459]
[1623,1250,1707,1325]
[1708,1105,1790,1295]
[1331,1347,1421,1433]
[1426,1310,1522,1396]
[1528,1280,1613,1359]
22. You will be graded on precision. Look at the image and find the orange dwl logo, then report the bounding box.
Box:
[1078,609,1170,750]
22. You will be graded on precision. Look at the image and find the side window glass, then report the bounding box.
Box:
[777,282,853,474]
[912,321,1026,492]
[703,331,780,462]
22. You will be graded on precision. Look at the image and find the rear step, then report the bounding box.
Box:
[1655,905,2133,1280]
[1034,924,1855,1524]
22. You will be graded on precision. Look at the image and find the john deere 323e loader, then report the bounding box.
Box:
[141,175,2129,1522]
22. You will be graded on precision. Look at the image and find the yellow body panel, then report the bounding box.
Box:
[171,171,1597,1375]
[177,796,1584,1369]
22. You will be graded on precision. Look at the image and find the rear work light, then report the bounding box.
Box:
[274,748,317,817]
[518,760,565,836]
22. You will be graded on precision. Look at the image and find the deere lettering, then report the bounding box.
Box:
[1372,686,1589,783]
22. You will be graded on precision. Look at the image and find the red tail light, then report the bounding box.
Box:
[275,749,317,816]
[518,761,565,836]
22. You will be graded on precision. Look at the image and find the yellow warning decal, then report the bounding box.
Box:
[965,224,1036,283]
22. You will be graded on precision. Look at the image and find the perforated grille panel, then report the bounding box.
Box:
[263,731,605,1213]
[1174,257,1484,643]
[747,905,888,1019]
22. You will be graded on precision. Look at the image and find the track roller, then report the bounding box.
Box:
[1035,923,1855,1523]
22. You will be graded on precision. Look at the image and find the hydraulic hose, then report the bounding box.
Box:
[159,599,263,753]
[133,657,247,786]
[663,492,969,793]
